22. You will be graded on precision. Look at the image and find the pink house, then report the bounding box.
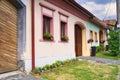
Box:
[0,0,107,73]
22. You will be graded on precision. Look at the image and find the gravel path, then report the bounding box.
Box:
[0,73,42,80]
[78,56,120,65]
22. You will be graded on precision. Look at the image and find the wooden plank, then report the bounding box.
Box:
[0,0,18,73]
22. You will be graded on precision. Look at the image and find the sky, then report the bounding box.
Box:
[21,0,116,20]
[76,0,116,20]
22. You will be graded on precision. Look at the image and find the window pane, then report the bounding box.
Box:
[95,32,97,41]
[90,31,93,39]
[43,16,51,34]
[61,22,66,36]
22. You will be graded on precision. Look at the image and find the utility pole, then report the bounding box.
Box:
[116,0,120,52]
[117,0,120,26]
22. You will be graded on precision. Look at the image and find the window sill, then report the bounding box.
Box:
[40,39,55,42]
[58,40,69,43]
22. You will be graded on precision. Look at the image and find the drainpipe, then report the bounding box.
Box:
[31,0,35,70]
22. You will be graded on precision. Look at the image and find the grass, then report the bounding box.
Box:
[39,61,120,80]
[96,51,120,60]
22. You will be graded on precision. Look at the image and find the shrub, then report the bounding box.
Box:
[108,30,120,56]
[71,58,78,62]
[33,68,40,74]
[60,61,65,66]
[55,61,62,67]
[51,63,57,68]
[96,46,101,53]
[41,67,46,72]
[64,59,70,64]
[45,64,51,70]
[39,67,42,72]
[100,44,105,51]
[96,44,105,53]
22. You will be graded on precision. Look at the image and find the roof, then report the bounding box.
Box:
[64,0,107,28]
[103,19,117,29]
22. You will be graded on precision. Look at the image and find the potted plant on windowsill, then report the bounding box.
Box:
[61,35,69,42]
[87,38,93,43]
[43,32,53,40]
[95,40,98,42]
[100,40,105,44]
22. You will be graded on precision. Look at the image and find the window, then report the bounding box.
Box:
[43,16,51,34]
[61,21,66,37]
[43,15,53,40]
[59,12,69,42]
[90,30,93,39]
[95,32,98,42]
[40,3,55,41]
[60,21,68,41]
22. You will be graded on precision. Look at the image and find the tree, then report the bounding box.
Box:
[108,30,120,56]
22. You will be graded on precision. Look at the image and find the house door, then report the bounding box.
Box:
[0,0,18,73]
[75,25,82,57]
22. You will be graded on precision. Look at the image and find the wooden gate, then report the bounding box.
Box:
[0,0,18,73]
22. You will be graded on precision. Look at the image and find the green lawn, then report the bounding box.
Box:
[39,61,120,80]
[96,51,120,60]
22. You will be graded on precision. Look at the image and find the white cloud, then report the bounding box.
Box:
[76,1,116,20]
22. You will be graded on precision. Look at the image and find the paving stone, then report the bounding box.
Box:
[0,73,42,80]
[78,56,120,65]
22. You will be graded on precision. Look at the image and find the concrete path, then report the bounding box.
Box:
[78,56,120,65]
[0,71,42,80]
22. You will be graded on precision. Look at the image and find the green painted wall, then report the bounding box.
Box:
[86,22,99,46]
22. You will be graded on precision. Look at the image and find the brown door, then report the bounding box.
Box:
[75,25,82,57]
[0,0,18,73]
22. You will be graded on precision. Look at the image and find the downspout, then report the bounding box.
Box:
[31,0,35,70]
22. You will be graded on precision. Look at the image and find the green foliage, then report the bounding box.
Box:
[61,35,69,41]
[108,30,120,56]
[100,44,105,51]
[71,58,78,62]
[96,46,101,53]
[43,32,53,38]
[45,64,51,70]
[51,63,57,69]
[32,58,79,74]
[33,68,40,74]
[96,44,105,53]
[64,59,70,64]
[55,61,61,67]
[41,67,46,72]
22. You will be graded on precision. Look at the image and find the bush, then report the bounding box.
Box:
[51,63,57,68]
[45,64,51,70]
[108,30,120,56]
[100,44,105,51]
[96,44,105,53]
[33,68,40,74]
[64,59,70,64]
[55,61,61,67]
[71,58,78,62]
[41,67,46,72]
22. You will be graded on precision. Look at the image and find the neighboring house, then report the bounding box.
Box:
[0,0,107,73]
[103,19,117,30]
[103,19,117,50]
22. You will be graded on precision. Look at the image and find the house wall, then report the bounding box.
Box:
[86,22,100,47]
[24,0,105,71]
